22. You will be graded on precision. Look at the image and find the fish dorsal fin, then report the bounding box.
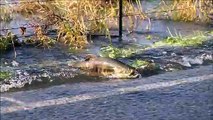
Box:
[85,54,97,61]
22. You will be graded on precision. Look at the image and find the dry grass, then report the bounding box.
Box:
[14,0,147,49]
[156,0,213,22]
[0,6,13,22]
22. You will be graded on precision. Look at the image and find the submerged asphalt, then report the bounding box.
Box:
[1,65,213,120]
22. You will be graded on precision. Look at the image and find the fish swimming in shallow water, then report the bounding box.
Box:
[69,55,140,79]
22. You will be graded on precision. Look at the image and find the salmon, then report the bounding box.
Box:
[69,55,140,79]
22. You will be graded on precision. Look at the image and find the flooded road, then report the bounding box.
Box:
[1,0,213,119]
[1,65,213,120]
[1,32,212,92]
[1,5,213,92]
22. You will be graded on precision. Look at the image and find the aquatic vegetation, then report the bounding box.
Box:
[146,35,153,40]
[0,35,11,50]
[154,36,205,47]
[14,0,146,49]
[130,59,151,68]
[130,59,160,75]
[0,71,11,80]
[33,26,56,47]
[156,0,213,23]
[0,33,18,50]
[100,30,212,59]
[100,45,138,58]
[208,30,213,36]
[19,26,56,47]
[154,31,210,47]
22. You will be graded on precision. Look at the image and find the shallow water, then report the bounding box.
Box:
[0,0,213,92]
[1,65,213,120]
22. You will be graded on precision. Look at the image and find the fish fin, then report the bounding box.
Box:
[85,54,97,61]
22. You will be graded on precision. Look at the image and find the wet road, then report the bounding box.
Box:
[1,65,213,120]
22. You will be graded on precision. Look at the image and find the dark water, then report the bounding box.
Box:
[0,0,213,92]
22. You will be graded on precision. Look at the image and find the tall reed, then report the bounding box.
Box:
[14,0,146,49]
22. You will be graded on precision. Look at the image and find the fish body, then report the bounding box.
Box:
[70,56,140,79]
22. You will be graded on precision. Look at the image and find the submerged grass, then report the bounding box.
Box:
[130,59,160,75]
[130,60,151,68]
[0,71,11,80]
[100,30,212,58]
[100,45,137,58]
[0,33,18,50]
[154,31,211,47]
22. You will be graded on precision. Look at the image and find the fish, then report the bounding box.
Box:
[69,55,140,79]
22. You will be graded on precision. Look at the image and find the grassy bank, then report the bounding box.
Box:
[156,0,213,22]
[100,31,213,58]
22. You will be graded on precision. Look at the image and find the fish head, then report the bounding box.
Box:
[113,67,140,79]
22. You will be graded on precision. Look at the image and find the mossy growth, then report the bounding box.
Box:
[100,45,137,58]
[0,71,12,80]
